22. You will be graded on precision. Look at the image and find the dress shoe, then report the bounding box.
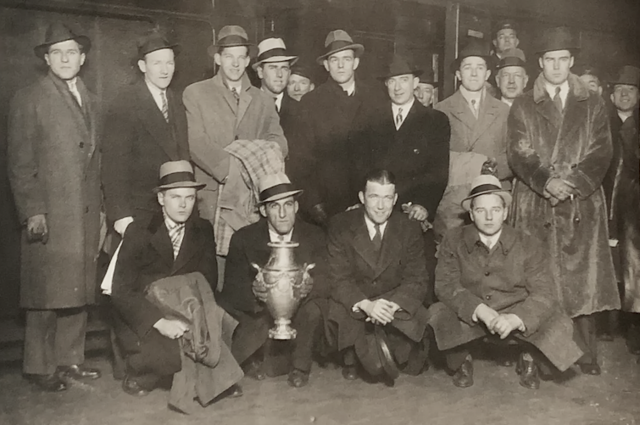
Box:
[26,374,68,392]
[244,360,266,381]
[58,365,101,380]
[578,362,601,375]
[341,365,358,381]
[122,375,149,397]
[518,356,540,390]
[288,369,310,388]
[499,359,515,368]
[452,357,473,388]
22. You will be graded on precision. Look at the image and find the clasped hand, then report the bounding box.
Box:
[360,299,400,325]
[545,178,576,204]
[474,304,522,339]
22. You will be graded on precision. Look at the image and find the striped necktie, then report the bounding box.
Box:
[231,87,240,105]
[165,218,185,259]
[160,91,169,122]
[396,108,403,129]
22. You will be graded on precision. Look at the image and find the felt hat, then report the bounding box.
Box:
[378,54,423,81]
[290,62,314,81]
[355,325,400,380]
[137,31,180,60]
[461,174,512,212]
[207,25,252,58]
[535,26,580,54]
[257,172,303,205]
[34,22,91,59]
[496,48,526,70]
[493,20,518,38]
[155,161,205,192]
[252,38,298,70]
[609,65,640,87]
[418,67,437,86]
[451,38,493,73]
[316,30,364,65]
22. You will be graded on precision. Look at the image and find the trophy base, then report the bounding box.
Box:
[269,322,297,340]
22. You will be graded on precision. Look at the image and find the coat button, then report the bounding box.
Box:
[549,165,555,171]
[544,222,552,229]
[234,135,239,140]
[571,163,577,169]
[85,206,89,213]
[485,295,492,300]
[79,142,84,148]
[484,271,490,276]
[413,148,420,154]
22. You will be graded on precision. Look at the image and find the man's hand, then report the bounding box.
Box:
[114,216,134,236]
[358,299,396,325]
[473,303,499,329]
[545,178,576,202]
[153,318,189,339]
[27,214,48,244]
[488,314,525,339]
[407,204,428,222]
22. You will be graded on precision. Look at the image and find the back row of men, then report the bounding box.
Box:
[7,20,639,405]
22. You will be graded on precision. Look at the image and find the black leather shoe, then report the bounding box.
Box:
[244,360,266,381]
[288,369,310,388]
[342,365,358,381]
[452,358,474,388]
[122,375,149,397]
[578,362,601,375]
[26,374,68,392]
[518,356,540,390]
[58,365,101,380]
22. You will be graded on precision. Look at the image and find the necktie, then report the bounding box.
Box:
[372,224,382,252]
[553,86,563,113]
[274,96,280,113]
[160,91,169,122]
[67,80,82,107]
[231,87,240,105]
[167,221,185,259]
[470,99,478,119]
[396,108,403,128]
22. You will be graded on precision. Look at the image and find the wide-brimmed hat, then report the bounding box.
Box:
[461,174,512,212]
[451,38,493,73]
[418,67,437,86]
[493,20,518,38]
[290,62,314,81]
[378,54,423,81]
[535,26,580,55]
[252,38,298,71]
[609,65,640,87]
[316,30,364,65]
[207,25,252,58]
[34,23,91,59]
[155,160,205,192]
[257,172,303,205]
[355,325,400,380]
[137,31,180,60]
[496,48,526,70]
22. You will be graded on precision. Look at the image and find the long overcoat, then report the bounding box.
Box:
[8,72,102,309]
[507,73,619,318]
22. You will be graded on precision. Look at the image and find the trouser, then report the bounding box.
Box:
[23,308,88,375]
[124,328,181,390]
[444,338,549,373]
[573,314,597,364]
[216,255,226,292]
[423,229,437,305]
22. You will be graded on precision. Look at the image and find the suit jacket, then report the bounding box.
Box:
[111,213,217,352]
[102,79,189,222]
[352,100,451,220]
[327,209,429,349]
[183,73,287,221]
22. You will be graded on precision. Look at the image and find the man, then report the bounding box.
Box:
[327,170,431,383]
[495,48,528,107]
[287,62,315,102]
[219,173,328,388]
[296,30,384,226]
[414,68,437,107]
[434,38,511,239]
[508,26,619,375]
[103,31,189,234]
[429,174,583,389]
[490,21,520,92]
[577,66,604,96]
[111,161,242,401]
[8,23,102,392]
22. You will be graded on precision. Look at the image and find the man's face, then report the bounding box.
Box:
[214,46,250,83]
[259,196,298,235]
[497,66,528,100]
[358,181,398,225]
[386,73,419,106]
[45,39,85,81]
[138,48,175,90]
[539,50,574,86]
[493,29,519,55]
[470,193,508,237]
[287,74,314,101]
[323,49,359,85]
[258,61,291,96]
[456,56,490,92]
[579,74,602,96]
[611,84,639,113]
[414,82,435,107]
[158,187,197,224]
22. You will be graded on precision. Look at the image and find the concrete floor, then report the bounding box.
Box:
[1,338,639,425]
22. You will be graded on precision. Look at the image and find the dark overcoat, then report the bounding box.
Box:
[429,225,583,371]
[327,210,430,351]
[102,79,190,222]
[8,72,102,309]
[508,73,619,318]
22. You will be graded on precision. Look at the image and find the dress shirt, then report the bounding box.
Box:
[544,80,569,109]
[67,77,82,107]
[479,229,502,250]
[274,92,284,112]
[392,97,415,130]
[341,80,356,96]
[364,214,388,240]
[618,110,633,123]
[269,228,293,243]
[164,214,186,259]
[501,97,514,107]
[459,85,483,118]
[145,79,168,113]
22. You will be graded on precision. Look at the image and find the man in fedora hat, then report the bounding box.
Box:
[8,22,102,392]
[489,20,520,90]
[352,55,450,304]
[103,30,189,235]
[434,38,511,239]
[326,169,431,383]
[111,160,243,400]
[414,68,438,108]
[495,48,528,107]
[508,26,619,376]
[219,172,329,388]
[287,62,315,102]
[428,174,583,389]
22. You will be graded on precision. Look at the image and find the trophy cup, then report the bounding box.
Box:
[252,241,315,340]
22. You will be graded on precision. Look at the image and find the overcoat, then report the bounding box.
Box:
[8,72,102,309]
[508,73,619,318]
[183,73,287,221]
[102,79,190,222]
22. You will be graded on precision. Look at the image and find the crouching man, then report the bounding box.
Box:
[429,174,583,389]
[111,160,242,409]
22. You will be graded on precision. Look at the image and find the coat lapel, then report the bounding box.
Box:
[172,218,205,273]
[46,73,89,142]
[533,74,563,130]
[148,217,175,270]
[373,214,402,279]
[450,92,477,136]
[471,97,500,146]
[135,81,178,159]
[559,76,590,144]
[396,101,420,137]
[75,78,97,165]
[352,213,380,272]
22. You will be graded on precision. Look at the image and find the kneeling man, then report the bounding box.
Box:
[429,174,583,389]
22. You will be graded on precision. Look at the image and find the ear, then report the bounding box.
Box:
[256,65,264,79]
[393,193,398,206]
[323,59,330,73]
[469,210,476,223]
[79,52,86,67]
[294,201,299,214]
[44,53,51,67]
[492,39,498,49]
[157,192,165,206]
[484,69,492,82]
[455,70,462,82]
[523,74,529,87]
[569,56,575,69]
[597,86,603,96]
[514,38,520,48]
[412,76,420,88]
[358,191,365,205]
[610,93,615,104]
[538,57,544,70]
[309,83,315,91]
[214,53,222,67]
[137,59,146,74]
[495,72,502,86]
[353,57,360,71]
[259,204,267,218]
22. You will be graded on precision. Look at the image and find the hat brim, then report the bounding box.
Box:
[461,189,512,212]
[139,43,181,60]
[207,43,257,59]
[34,35,91,59]
[252,55,299,71]
[257,189,303,205]
[154,181,206,193]
[535,47,580,55]
[377,69,424,81]
[450,54,493,74]
[316,43,364,65]
[374,326,399,380]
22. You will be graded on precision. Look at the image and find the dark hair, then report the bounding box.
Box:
[362,169,396,192]
[469,193,507,210]
[577,65,601,84]
[217,45,250,56]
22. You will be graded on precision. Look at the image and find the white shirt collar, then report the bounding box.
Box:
[363,214,388,240]
[269,227,293,243]
[501,97,514,107]
[459,85,484,116]
[479,229,502,250]
[544,80,569,108]
[145,79,167,112]
[391,97,415,130]
[341,80,356,96]
[618,110,634,123]
[274,91,284,112]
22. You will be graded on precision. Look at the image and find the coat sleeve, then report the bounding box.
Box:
[495,111,512,181]
[221,230,261,313]
[7,91,46,222]
[306,230,331,300]
[328,221,368,311]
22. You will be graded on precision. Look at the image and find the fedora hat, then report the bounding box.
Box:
[535,26,580,54]
[461,174,512,212]
[207,25,252,58]
[316,30,364,65]
[609,65,640,87]
[257,172,303,205]
[418,67,438,86]
[34,23,91,59]
[355,324,400,380]
[451,38,493,73]
[252,38,298,71]
[378,54,423,81]
[137,31,180,60]
[496,48,526,70]
[493,20,518,38]
[290,62,314,81]
[155,160,205,192]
